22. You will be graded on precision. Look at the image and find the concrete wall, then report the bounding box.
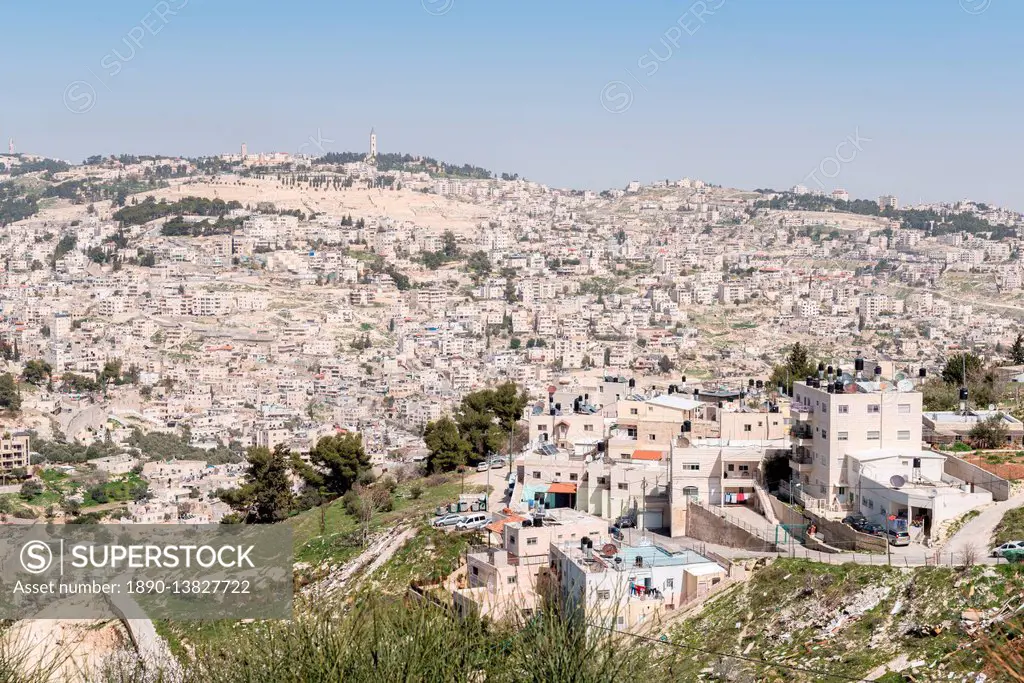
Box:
[805,510,886,553]
[684,502,778,552]
[942,454,1010,502]
[768,494,885,552]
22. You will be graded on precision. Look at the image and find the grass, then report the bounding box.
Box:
[666,559,1024,682]
[289,473,480,566]
[994,505,1024,545]
[368,523,481,592]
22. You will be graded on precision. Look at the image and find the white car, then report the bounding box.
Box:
[455,513,490,531]
[432,513,465,528]
[476,462,490,472]
[992,540,1024,557]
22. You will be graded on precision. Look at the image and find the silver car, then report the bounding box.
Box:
[432,513,465,528]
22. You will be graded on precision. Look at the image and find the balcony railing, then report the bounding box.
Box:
[790,425,813,440]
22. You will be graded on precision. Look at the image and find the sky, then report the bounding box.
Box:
[2,0,1022,208]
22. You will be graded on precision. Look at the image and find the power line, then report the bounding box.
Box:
[587,621,872,683]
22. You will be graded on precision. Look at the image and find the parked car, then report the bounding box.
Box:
[476,462,490,473]
[455,513,490,530]
[490,459,506,469]
[887,529,911,546]
[992,540,1024,557]
[861,522,885,536]
[843,514,867,528]
[432,513,465,528]
[614,516,637,529]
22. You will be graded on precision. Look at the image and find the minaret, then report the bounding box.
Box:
[8,138,14,155]
[241,142,248,161]
[369,128,377,159]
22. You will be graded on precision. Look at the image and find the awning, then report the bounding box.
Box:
[632,450,664,461]
[547,482,578,494]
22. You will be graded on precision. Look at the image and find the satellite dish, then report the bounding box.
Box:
[890,475,906,489]
[584,455,592,463]
[897,379,914,392]
[840,373,854,384]
[894,372,907,382]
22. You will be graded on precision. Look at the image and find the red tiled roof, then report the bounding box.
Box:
[631,450,664,461]
[547,482,578,494]
[485,514,526,534]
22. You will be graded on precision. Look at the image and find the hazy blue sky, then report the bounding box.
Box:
[3,0,1021,207]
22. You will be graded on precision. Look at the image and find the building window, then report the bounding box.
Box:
[507,576,517,584]
[533,471,541,479]
[867,431,880,440]
[838,405,849,414]
[569,473,578,481]
[837,487,846,495]
[838,431,848,441]
[598,477,608,485]
[526,537,538,546]
[537,425,546,431]
[630,408,638,415]
[821,430,827,439]
[898,404,911,414]
[597,590,610,600]
[682,486,698,500]
[649,434,657,441]
[867,404,880,414]
[683,464,700,471]
[744,425,752,432]
[665,578,674,589]
[584,424,593,432]
[617,483,629,490]
[472,566,479,576]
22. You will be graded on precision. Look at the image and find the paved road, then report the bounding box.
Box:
[943,491,1024,562]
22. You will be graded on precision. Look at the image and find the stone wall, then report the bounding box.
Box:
[685,502,778,552]
[942,454,1010,502]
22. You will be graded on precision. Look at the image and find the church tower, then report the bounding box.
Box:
[369,128,377,159]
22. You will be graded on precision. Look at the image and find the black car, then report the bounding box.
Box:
[843,514,867,528]
[861,522,885,536]
[614,517,637,529]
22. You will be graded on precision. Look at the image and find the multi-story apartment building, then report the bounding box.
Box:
[787,365,923,516]
[0,432,31,470]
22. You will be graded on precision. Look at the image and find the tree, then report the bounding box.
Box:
[658,355,675,374]
[21,359,52,386]
[769,342,818,394]
[0,374,21,412]
[19,480,42,501]
[1011,333,1024,365]
[510,338,522,350]
[220,444,295,523]
[969,415,1009,450]
[423,416,472,473]
[941,353,983,386]
[467,251,491,278]
[302,433,370,497]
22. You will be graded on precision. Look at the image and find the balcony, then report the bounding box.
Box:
[790,425,812,440]
[789,447,813,474]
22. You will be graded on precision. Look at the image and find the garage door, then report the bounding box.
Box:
[641,509,663,530]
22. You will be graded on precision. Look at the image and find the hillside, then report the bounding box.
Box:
[668,558,1024,682]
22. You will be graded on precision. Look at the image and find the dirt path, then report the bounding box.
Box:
[305,525,418,597]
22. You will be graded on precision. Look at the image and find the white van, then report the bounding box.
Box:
[455,513,490,530]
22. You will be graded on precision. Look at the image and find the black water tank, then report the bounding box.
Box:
[748,378,755,387]
[682,420,691,433]
[755,380,763,389]
[597,441,606,452]
[681,375,686,383]
[874,366,882,377]
[919,368,927,379]
[855,358,865,373]
[628,378,636,389]
[668,385,676,395]
[959,387,969,401]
